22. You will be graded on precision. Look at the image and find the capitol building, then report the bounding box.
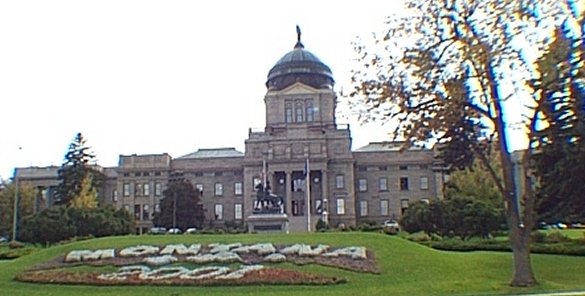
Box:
[15,31,447,233]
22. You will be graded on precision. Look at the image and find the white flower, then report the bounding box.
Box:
[215,265,264,280]
[119,245,160,257]
[143,255,178,266]
[179,266,230,280]
[98,265,151,281]
[263,253,286,263]
[139,266,190,280]
[159,244,201,256]
[186,251,242,264]
[65,249,115,262]
[208,243,242,254]
[323,246,367,259]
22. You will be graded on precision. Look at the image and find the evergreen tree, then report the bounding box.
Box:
[54,133,104,206]
[533,25,585,222]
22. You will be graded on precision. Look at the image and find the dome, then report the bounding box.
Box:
[266,27,334,90]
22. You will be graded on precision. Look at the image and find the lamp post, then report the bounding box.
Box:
[11,147,22,242]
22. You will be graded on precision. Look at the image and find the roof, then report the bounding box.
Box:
[355,142,429,152]
[266,27,334,90]
[178,148,244,159]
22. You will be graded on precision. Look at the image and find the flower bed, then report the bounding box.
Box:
[18,242,378,286]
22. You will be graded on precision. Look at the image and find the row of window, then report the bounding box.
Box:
[285,100,315,123]
[213,204,243,220]
[123,171,163,177]
[357,165,429,172]
[357,176,429,192]
[197,182,243,197]
[358,199,410,217]
[122,182,163,197]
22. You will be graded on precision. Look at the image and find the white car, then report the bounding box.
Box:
[383,220,400,230]
[167,228,182,234]
[185,228,198,234]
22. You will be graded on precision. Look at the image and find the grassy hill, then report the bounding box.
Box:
[1,232,584,296]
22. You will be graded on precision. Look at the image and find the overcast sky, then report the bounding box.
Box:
[0,0,411,179]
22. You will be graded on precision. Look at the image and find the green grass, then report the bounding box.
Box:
[1,232,584,296]
[544,229,585,240]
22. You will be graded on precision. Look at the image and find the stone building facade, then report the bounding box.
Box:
[14,32,447,234]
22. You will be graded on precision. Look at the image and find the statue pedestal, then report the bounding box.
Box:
[247,213,289,234]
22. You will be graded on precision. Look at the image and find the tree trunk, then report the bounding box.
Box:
[508,212,536,286]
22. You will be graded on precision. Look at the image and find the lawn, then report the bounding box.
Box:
[0,232,584,296]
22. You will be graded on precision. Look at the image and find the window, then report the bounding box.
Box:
[295,103,304,122]
[400,177,409,191]
[235,203,243,220]
[399,165,408,170]
[154,171,161,176]
[112,189,118,202]
[335,175,344,189]
[143,183,150,196]
[306,102,314,122]
[143,204,150,220]
[379,177,388,191]
[358,166,367,172]
[293,178,305,192]
[400,199,409,214]
[155,182,162,196]
[359,200,368,216]
[285,104,293,123]
[123,183,130,197]
[135,183,143,197]
[336,198,345,215]
[196,184,203,194]
[420,176,429,190]
[154,203,161,213]
[215,183,223,196]
[379,166,388,171]
[234,182,243,195]
[358,178,368,192]
[380,200,389,216]
[134,204,141,220]
[124,204,130,212]
[315,199,323,214]
[215,204,223,220]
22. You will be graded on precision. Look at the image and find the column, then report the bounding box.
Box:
[285,171,292,215]
[321,169,329,224]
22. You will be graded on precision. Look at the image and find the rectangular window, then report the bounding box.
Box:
[196,183,204,194]
[379,177,388,191]
[155,182,162,196]
[123,183,130,197]
[154,203,161,213]
[285,105,293,123]
[359,200,368,216]
[143,204,150,220]
[358,178,368,192]
[135,183,143,197]
[306,103,314,122]
[399,165,408,170]
[234,182,243,195]
[134,204,141,220]
[295,104,304,122]
[112,189,118,202]
[380,200,389,216]
[336,198,345,215]
[215,204,223,220]
[235,203,243,220]
[215,183,223,196]
[401,199,409,214]
[400,177,409,191]
[420,176,429,190]
[143,183,150,196]
[335,175,344,189]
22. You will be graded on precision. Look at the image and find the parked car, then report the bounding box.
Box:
[149,227,167,234]
[167,228,182,234]
[383,220,400,234]
[185,228,198,234]
[0,236,8,244]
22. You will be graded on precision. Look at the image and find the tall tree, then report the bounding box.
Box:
[69,175,98,209]
[55,133,104,206]
[0,180,36,238]
[349,0,572,286]
[153,178,205,231]
[532,23,585,222]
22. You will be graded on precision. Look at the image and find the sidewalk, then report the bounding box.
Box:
[506,291,585,296]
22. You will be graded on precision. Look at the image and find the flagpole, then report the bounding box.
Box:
[305,157,311,232]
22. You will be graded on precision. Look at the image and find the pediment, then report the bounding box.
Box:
[278,82,319,95]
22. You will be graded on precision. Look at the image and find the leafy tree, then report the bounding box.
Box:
[55,133,104,206]
[349,0,573,286]
[69,175,98,209]
[532,25,585,223]
[0,180,37,239]
[444,154,504,208]
[153,179,204,230]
